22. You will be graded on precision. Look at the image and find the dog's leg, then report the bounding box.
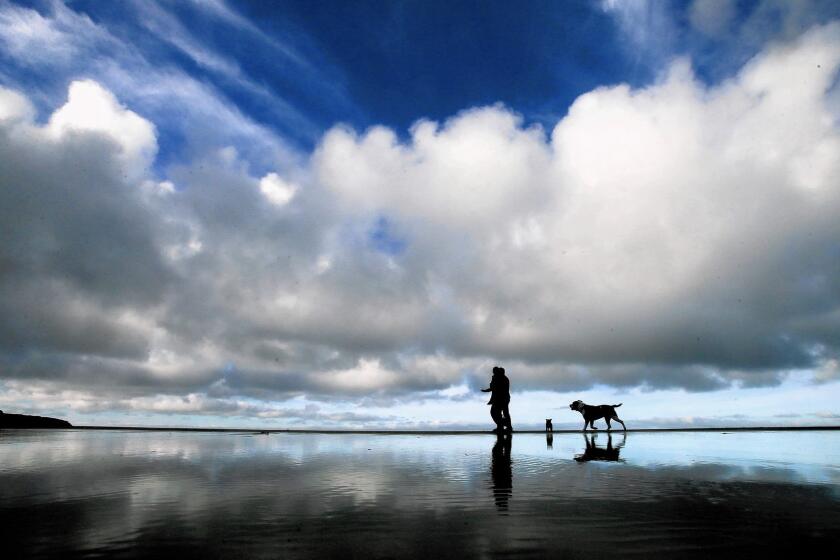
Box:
[605,417,612,431]
[617,432,627,449]
[589,420,598,430]
[614,416,626,431]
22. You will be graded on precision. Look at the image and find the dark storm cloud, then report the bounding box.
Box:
[0,109,173,361]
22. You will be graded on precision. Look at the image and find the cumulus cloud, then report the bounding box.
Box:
[0,85,33,121]
[311,24,840,374]
[0,80,172,364]
[47,80,157,179]
[1,22,840,423]
[259,172,297,206]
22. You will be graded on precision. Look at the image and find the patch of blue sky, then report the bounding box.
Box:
[240,0,644,137]
[368,215,408,256]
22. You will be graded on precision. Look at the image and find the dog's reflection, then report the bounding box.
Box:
[574,433,626,463]
[546,432,553,449]
[491,433,512,511]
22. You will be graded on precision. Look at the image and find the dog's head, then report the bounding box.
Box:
[569,400,584,412]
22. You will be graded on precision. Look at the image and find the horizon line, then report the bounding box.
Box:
[59,425,840,434]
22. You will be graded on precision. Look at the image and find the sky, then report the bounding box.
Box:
[1,0,840,430]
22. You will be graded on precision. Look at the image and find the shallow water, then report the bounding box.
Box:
[1,429,838,558]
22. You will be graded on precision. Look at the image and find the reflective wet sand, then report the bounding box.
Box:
[1,429,838,558]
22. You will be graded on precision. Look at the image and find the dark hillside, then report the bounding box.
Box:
[0,411,72,428]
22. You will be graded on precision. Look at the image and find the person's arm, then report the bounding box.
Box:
[481,377,496,392]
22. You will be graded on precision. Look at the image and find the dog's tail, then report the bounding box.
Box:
[613,403,623,408]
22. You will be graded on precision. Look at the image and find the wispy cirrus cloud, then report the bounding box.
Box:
[0,0,348,162]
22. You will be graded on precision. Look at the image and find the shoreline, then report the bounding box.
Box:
[15,425,840,434]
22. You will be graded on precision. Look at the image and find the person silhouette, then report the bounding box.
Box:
[481,366,513,433]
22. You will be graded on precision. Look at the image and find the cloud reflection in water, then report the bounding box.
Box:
[0,430,839,558]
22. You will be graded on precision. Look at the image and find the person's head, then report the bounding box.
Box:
[492,366,505,376]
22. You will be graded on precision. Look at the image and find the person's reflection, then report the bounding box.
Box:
[574,433,626,463]
[491,433,512,512]
[546,432,553,449]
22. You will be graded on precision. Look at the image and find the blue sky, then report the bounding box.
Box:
[1,0,840,429]
[5,1,640,146]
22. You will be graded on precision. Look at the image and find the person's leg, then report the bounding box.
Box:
[490,405,503,431]
[502,403,513,432]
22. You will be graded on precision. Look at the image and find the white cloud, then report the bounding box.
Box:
[2,24,840,426]
[814,359,840,383]
[599,0,676,64]
[259,172,297,206]
[312,23,840,374]
[316,108,553,235]
[315,359,400,392]
[47,80,157,178]
[130,0,243,77]
[0,1,83,64]
[0,85,33,121]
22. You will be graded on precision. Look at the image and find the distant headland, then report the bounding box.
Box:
[0,410,72,429]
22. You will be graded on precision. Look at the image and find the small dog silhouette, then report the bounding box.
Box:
[545,419,553,432]
[569,400,627,431]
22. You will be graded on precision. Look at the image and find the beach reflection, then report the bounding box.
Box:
[574,433,626,463]
[490,433,512,511]
[1,430,839,558]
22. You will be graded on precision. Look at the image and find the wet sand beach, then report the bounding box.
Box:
[1,429,838,558]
